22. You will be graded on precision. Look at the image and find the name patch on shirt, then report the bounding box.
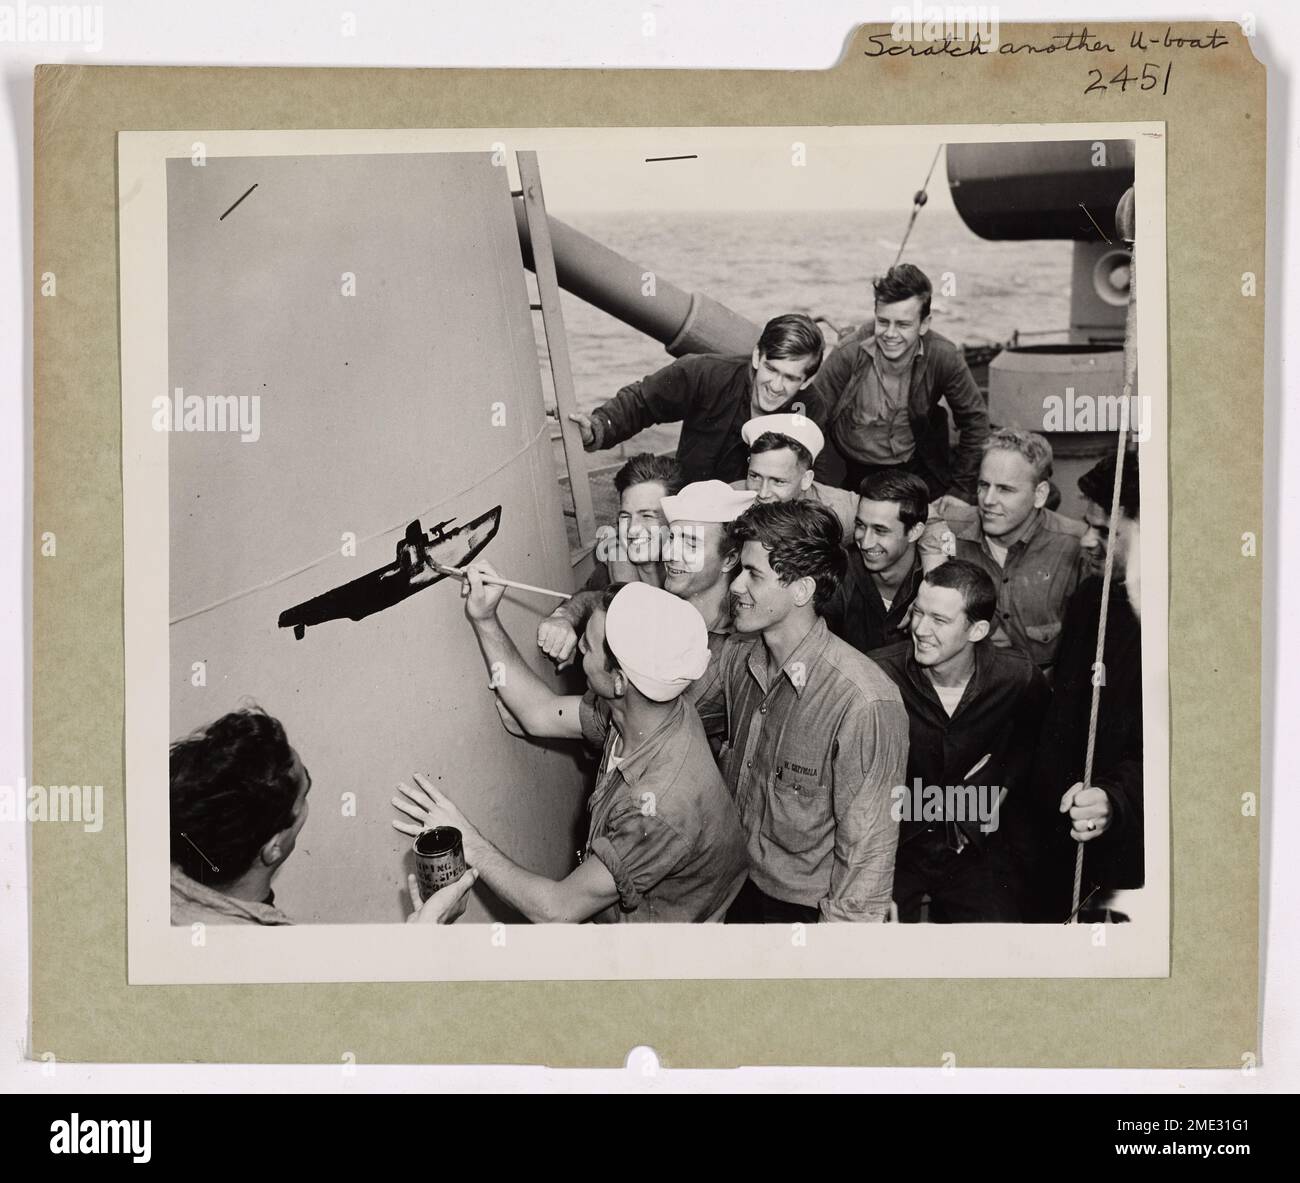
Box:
[782,760,820,779]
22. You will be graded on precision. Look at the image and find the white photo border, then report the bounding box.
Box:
[120,122,1169,983]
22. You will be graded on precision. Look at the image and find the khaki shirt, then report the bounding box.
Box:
[920,499,1086,668]
[833,337,920,464]
[170,866,293,926]
[695,617,909,921]
[578,697,749,922]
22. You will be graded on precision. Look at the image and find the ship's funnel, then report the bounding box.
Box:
[165,151,588,924]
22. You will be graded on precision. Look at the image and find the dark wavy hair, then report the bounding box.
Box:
[613,453,685,498]
[728,499,846,613]
[858,469,931,531]
[873,263,932,320]
[169,707,302,887]
[756,313,825,379]
[923,559,996,624]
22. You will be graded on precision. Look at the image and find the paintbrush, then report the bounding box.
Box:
[429,560,572,602]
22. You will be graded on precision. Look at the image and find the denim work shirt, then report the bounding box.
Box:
[696,617,909,921]
[578,696,749,922]
[920,501,1085,669]
[683,608,734,746]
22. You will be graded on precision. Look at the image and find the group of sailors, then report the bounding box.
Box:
[169,262,1143,928]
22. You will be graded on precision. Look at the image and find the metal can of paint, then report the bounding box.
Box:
[413,826,467,901]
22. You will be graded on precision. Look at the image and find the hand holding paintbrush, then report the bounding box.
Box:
[431,557,572,608]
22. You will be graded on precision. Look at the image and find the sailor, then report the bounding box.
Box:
[823,470,930,657]
[536,452,683,668]
[567,313,826,485]
[402,575,748,923]
[694,500,910,923]
[170,707,476,926]
[870,561,1050,923]
[807,263,989,501]
[732,411,859,538]
[539,479,753,745]
[657,480,756,740]
[1025,453,1143,922]
[920,427,1085,672]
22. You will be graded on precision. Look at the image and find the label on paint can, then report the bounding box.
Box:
[413,826,467,900]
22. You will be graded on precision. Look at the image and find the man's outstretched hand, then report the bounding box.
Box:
[568,411,598,450]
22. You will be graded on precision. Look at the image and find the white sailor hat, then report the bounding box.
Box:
[603,583,710,702]
[660,480,757,525]
[741,412,825,462]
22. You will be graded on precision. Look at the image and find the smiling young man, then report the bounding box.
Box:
[824,469,929,657]
[870,561,1049,923]
[692,499,909,923]
[397,575,748,923]
[567,314,825,485]
[920,428,1085,671]
[658,480,756,742]
[733,412,860,539]
[536,453,683,669]
[808,263,989,501]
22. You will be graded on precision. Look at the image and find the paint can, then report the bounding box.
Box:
[413,827,467,901]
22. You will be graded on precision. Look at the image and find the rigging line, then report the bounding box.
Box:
[893,144,944,268]
[1071,204,1138,923]
[168,419,550,627]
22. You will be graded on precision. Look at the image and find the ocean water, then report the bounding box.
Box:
[540,208,1074,459]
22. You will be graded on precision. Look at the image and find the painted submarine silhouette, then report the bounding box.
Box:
[277,505,502,639]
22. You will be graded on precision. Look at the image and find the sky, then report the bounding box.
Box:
[525,131,959,214]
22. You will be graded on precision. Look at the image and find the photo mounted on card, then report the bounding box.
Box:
[118,122,1169,984]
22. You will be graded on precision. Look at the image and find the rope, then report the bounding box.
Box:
[1070,213,1138,922]
[893,145,944,268]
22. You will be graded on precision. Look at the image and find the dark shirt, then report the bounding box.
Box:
[578,697,749,923]
[870,640,1050,853]
[587,354,814,484]
[824,546,924,657]
[808,327,989,500]
[694,617,909,921]
[1028,576,1143,915]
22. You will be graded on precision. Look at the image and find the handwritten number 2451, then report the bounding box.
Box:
[1086,62,1172,95]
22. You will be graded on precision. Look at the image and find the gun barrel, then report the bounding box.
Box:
[512,200,760,357]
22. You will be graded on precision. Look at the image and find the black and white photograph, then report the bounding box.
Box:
[118,123,1169,982]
